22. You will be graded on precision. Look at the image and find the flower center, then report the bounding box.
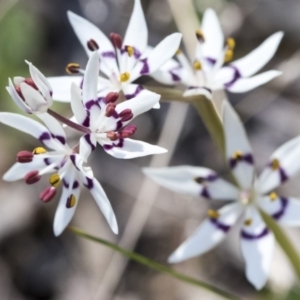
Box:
[239,190,254,206]
[120,72,130,82]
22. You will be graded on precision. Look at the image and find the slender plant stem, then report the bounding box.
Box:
[260,211,300,281]
[47,109,90,134]
[70,227,241,300]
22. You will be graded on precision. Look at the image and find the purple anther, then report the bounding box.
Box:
[119,109,133,121]
[119,125,137,138]
[40,186,56,203]
[17,151,33,163]
[105,103,117,117]
[87,39,99,51]
[24,170,41,184]
[106,131,120,141]
[105,92,119,104]
[110,33,122,49]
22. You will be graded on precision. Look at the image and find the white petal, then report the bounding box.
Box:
[131,33,182,80]
[67,11,118,77]
[47,76,83,102]
[256,135,300,194]
[82,176,118,234]
[123,0,147,53]
[79,134,97,161]
[70,153,94,179]
[258,195,300,227]
[232,32,283,77]
[20,83,48,113]
[6,79,31,113]
[201,9,224,62]
[223,101,254,190]
[227,71,282,93]
[183,87,212,99]
[143,166,239,200]
[241,206,274,290]
[70,83,88,126]
[53,186,80,236]
[82,52,99,107]
[168,202,243,263]
[102,138,167,159]
[0,112,58,150]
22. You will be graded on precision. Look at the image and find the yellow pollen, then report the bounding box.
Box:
[269,192,278,201]
[195,29,205,42]
[232,150,243,160]
[120,72,130,82]
[224,49,234,63]
[244,218,252,226]
[67,194,76,208]
[271,158,280,170]
[207,209,220,219]
[126,46,134,57]
[32,147,46,154]
[175,49,181,55]
[193,60,202,71]
[66,63,80,74]
[49,173,61,188]
[226,38,236,50]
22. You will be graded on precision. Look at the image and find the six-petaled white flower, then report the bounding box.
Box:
[152,8,283,99]
[47,0,182,108]
[143,102,300,290]
[7,61,53,113]
[0,112,118,236]
[72,52,167,159]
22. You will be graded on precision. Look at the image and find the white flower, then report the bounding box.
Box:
[72,52,167,159]
[143,102,300,290]
[0,112,118,236]
[47,0,182,108]
[7,61,53,113]
[152,8,283,99]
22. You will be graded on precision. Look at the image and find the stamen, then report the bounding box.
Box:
[106,131,120,141]
[49,173,61,188]
[40,186,56,203]
[119,109,133,122]
[194,177,205,184]
[244,218,252,226]
[66,63,81,74]
[24,170,41,184]
[125,46,134,57]
[66,194,76,208]
[32,147,47,155]
[175,49,181,55]
[110,33,122,49]
[87,39,99,51]
[193,60,202,71]
[269,192,278,201]
[207,209,219,219]
[105,92,119,104]
[105,103,117,117]
[195,29,205,43]
[224,49,233,63]
[226,38,236,50]
[119,125,137,138]
[120,72,130,82]
[232,150,243,160]
[24,78,38,90]
[271,158,280,170]
[17,151,33,163]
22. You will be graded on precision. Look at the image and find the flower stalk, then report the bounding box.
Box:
[70,226,241,300]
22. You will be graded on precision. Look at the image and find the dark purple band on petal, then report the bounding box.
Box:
[103,138,124,150]
[205,57,217,66]
[201,187,210,198]
[170,71,181,82]
[52,134,66,145]
[279,168,288,183]
[63,179,79,189]
[115,120,123,131]
[140,58,149,74]
[84,134,96,152]
[224,66,242,89]
[272,197,288,220]
[125,85,144,100]
[70,154,79,170]
[39,132,51,142]
[101,51,116,58]
[229,153,254,169]
[210,218,230,232]
[83,176,94,190]
[241,227,269,240]
[85,99,100,111]
[44,158,51,166]
[82,115,90,127]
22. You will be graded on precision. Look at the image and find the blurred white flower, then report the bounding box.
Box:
[152,9,283,99]
[0,112,118,236]
[7,61,53,113]
[71,52,167,160]
[47,0,182,109]
[144,102,300,290]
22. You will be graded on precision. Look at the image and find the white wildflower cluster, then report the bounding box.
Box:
[1,0,299,291]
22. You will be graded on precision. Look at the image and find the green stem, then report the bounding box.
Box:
[260,211,300,281]
[70,227,241,300]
